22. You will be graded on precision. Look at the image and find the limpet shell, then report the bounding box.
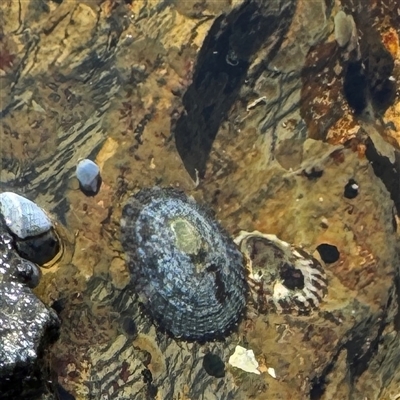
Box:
[120,187,248,341]
[234,230,327,314]
[0,192,61,265]
[0,192,52,239]
[76,159,101,195]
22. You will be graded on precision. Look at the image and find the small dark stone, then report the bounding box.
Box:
[202,353,225,378]
[147,384,158,397]
[303,167,324,180]
[121,316,138,337]
[141,368,153,384]
[344,179,359,199]
[56,383,76,400]
[343,60,368,114]
[316,244,340,264]
[15,259,41,288]
[51,298,67,314]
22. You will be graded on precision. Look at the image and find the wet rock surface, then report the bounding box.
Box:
[1,0,400,399]
[0,217,60,399]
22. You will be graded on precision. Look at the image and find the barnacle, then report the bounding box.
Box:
[234,231,327,314]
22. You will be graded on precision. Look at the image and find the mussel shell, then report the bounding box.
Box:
[0,192,52,239]
[121,187,248,342]
[76,159,101,196]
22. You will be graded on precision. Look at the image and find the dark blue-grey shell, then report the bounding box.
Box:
[120,187,247,341]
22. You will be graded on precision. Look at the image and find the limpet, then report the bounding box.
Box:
[120,187,248,341]
[234,231,327,314]
[76,159,102,196]
[0,192,52,239]
[0,192,60,265]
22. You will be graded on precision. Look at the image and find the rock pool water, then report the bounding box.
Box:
[1,0,400,399]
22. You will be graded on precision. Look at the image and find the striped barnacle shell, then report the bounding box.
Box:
[234,231,327,314]
[120,187,248,342]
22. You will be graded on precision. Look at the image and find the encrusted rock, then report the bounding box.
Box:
[0,217,60,399]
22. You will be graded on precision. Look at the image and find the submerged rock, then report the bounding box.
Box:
[120,187,248,341]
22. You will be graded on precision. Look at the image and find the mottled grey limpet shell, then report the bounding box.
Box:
[120,187,248,341]
[234,231,327,314]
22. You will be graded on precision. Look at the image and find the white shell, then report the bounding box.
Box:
[76,159,100,193]
[234,230,328,314]
[228,345,260,375]
[0,192,52,239]
[267,367,276,379]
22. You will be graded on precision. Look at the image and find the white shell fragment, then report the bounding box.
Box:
[0,192,53,239]
[267,367,276,379]
[228,345,261,375]
[76,159,101,194]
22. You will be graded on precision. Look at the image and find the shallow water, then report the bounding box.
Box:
[1,0,400,399]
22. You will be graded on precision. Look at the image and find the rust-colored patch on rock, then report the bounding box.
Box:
[300,42,346,140]
[381,27,399,59]
[326,115,360,146]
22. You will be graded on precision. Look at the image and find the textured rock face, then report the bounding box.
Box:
[1,0,400,399]
[0,217,60,399]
